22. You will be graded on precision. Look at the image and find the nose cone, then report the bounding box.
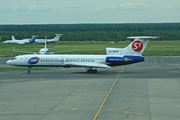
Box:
[6,60,11,64]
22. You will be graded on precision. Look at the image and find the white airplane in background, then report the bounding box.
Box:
[13,36,76,55]
[35,34,63,43]
[3,36,36,44]
[6,36,162,74]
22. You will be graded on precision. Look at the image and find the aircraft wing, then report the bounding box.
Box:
[63,62,111,68]
[51,47,76,53]
[13,47,35,53]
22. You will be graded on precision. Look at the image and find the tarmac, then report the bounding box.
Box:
[0,56,180,120]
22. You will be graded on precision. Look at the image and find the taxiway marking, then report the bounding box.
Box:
[154,60,157,64]
[93,67,124,120]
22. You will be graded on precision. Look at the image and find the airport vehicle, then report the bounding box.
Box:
[13,36,76,54]
[35,34,63,43]
[3,36,36,44]
[6,36,162,74]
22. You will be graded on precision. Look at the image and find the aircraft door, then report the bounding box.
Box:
[24,57,29,65]
[55,57,64,65]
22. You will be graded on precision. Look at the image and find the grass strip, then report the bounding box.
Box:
[1,42,180,56]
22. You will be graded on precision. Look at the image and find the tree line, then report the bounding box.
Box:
[0,23,180,41]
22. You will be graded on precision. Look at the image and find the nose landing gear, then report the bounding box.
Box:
[27,67,32,74]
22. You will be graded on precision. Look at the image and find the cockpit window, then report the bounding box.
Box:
[11,57,17,60]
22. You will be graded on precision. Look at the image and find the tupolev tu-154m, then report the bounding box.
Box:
[6,36,163,74]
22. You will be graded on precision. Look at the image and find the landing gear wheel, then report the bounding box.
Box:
[90,70,93,73]
[85,69,97,74]
[27,70,31,74]
[27,67,32,74]
[86,70,90,73]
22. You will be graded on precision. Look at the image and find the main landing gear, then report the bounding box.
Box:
[27,67,32,74]
[85,67,97,74]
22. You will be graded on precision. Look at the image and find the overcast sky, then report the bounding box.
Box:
[0,0,180,24]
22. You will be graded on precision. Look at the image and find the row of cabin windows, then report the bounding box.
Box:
[66,58,104,61]
[40,58,105,61]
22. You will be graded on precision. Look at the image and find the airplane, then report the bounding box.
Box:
[35,34,63,43]
[6,36,162,74]
[3,36,36,44]
[13,36,76,55]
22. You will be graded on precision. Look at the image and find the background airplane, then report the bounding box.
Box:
[35,34,63,43]
[6,36,162,74]
[3,36,36,44]
[13,36,76,54]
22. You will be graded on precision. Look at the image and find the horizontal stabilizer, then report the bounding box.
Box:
[127,36,164,40]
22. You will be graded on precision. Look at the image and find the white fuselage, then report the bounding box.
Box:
[6,54,144,68]
[35,39,57,43]
[3,39,30,44]
[6,54,106,66]
[35,34,63,43]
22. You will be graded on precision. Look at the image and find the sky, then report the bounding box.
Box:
[0,0,180,24]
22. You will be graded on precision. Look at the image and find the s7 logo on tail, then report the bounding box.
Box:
[132,40,143,52]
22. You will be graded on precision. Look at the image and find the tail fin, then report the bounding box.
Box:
[106,36,163,56]
[12,36,15,40]
[53,34,63,41]
[29,36,36,43]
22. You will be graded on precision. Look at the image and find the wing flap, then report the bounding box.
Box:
[63,62,110,68]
